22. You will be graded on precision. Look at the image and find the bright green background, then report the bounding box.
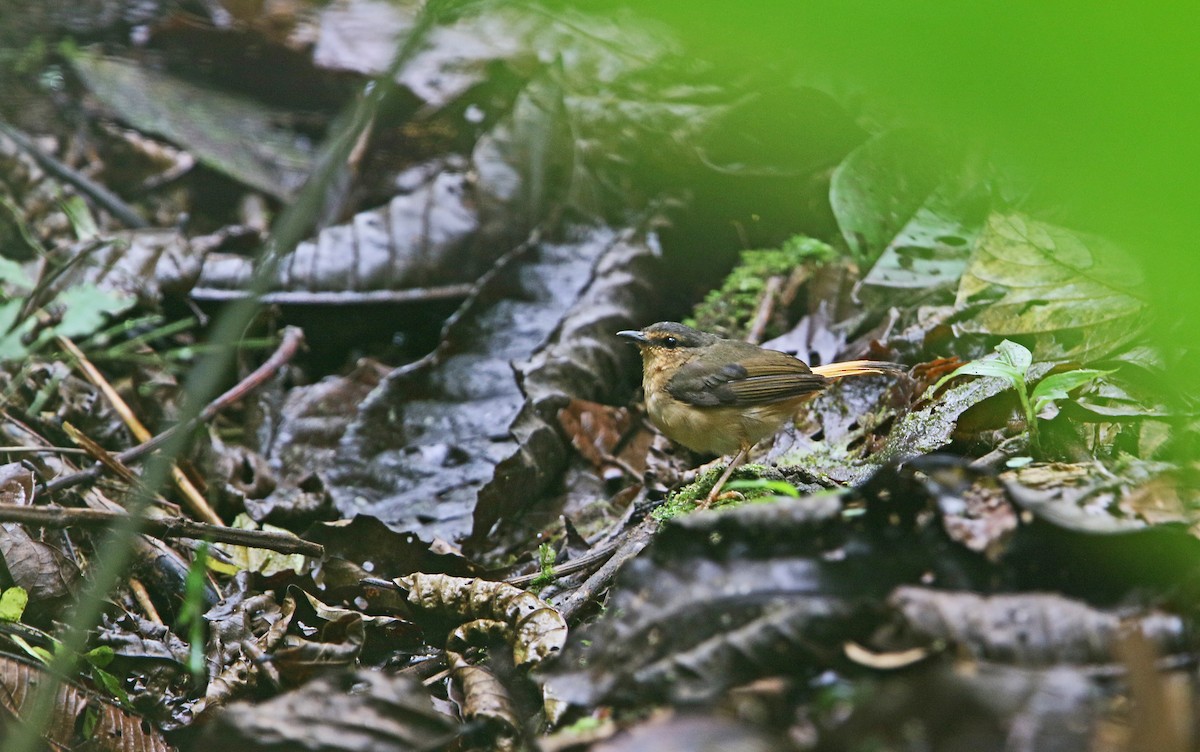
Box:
[637,1,1198,397]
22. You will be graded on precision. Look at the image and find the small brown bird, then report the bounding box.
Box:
[618,321,903,505]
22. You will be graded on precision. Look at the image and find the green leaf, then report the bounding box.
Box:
[830,129,946,264]
[51,284,136,340]
[90,665,132,706]
[9,634,52,665]
[726,478,801,498]
[70,52,314,199]
[1031,369,1110,414]
[60,195,100,241]
[994,339,1032,376]
[955,213,1146,362]
[84,645,115,669]
[0,587,28,621]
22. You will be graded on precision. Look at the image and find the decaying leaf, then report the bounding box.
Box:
[0,463,81,606]
[955,213,1148,362]
[557,398,636,475]
[194,576,297,717]
[886,586,1187,666]
[331,225,660,548]
[191,669,460,751]
[544,546,870,707]
[190,161,494,299]
[395,573,567,668]
[45,230,202,305]
[1001,459,1197,534]
[0,652,171,751]
[451,663,521,742]
[213,514,309,577]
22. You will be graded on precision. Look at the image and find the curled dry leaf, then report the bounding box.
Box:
[396,573,567,668]
[451,663,521,742]
[446,618,511,664]
[0,463,81,606]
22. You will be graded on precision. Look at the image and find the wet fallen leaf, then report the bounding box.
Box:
[187,669,459,751]
[71,52,314,200]
[886,586,1187,665]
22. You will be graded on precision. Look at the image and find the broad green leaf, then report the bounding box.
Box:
[51,284,136,340]
[0,586,27,621]
[932,360,1021,393]
[0,300,33,362]
[956,214,1146,362]
[930,340,1031,394]
[830,129,945,264]
[90,665,132,706]
[858,177,990,305]
[1031,369,1110,413]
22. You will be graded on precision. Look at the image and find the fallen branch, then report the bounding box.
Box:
[0,502,323,557]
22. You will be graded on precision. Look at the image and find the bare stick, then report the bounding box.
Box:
[58,335,221,524]
[0,121,148,229]
[746,275,784,345]
[557,514,659,622]
[0,503,323,557]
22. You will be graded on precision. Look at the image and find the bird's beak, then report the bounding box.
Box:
[617,329,649,345]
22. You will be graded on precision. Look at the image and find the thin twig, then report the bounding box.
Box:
[0,121,148,229]
[58,335,221,524]
[557,514,659,622]
[42,326,306,495]
[0,503,323,557]
[505,540,622,588]
[746,275,784,345]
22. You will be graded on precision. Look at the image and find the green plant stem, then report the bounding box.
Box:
[1014,382,1040,456]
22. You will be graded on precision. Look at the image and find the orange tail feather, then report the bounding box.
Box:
[810,360,905,380]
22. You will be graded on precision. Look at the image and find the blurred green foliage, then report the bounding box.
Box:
[622,1,1198,404]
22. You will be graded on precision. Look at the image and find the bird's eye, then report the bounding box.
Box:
[662,336,678,349]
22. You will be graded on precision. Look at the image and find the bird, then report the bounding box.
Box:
[617,321,904,506]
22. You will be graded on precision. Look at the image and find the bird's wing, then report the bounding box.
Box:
[666,349,828,407]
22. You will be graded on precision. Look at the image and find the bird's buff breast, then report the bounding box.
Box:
[644,388,777,456]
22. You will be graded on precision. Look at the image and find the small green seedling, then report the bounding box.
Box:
[528,542,558,593]
[932,340,1109,455]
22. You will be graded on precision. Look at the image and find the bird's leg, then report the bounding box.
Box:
[699,441,753,508]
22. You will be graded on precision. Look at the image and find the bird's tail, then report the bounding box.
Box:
[811,360,906,381]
